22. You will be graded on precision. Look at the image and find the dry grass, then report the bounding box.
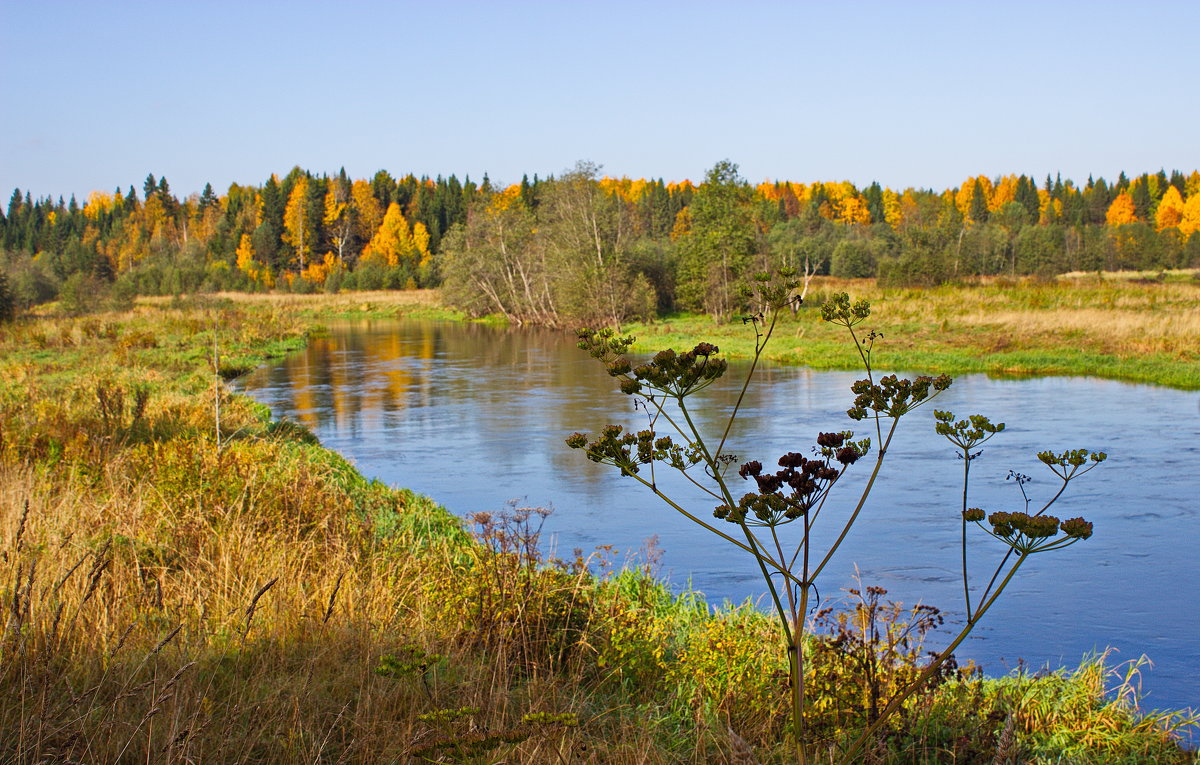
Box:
[0,454,684,763]
[822,276,1200,358]
[211,289,444,313]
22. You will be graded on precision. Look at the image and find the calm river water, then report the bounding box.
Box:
[237,319,1199,715]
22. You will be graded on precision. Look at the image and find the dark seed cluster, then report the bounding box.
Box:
[714,432,869,527]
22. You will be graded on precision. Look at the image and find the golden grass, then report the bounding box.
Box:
[211,288,444,311]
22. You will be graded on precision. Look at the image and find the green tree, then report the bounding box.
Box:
[676,160,757,319]
[968,178,989,223]
[830,238,884,278]
[1015,175,1040,223]
[542,161,654,327]
[438,187,554,325]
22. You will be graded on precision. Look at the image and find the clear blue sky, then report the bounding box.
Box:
[3,0,1197,201]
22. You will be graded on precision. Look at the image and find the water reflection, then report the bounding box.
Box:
[238,319,1200,716]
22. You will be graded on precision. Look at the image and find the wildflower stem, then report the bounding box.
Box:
[715,305,779,461]
[961,454,974,620]
[809,417,900,582]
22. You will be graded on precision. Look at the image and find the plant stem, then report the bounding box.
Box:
[961,454,973,620]
[810,417,899,582]
[838,554,1028,764]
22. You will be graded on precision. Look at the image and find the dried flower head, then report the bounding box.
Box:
[848,374,953,420]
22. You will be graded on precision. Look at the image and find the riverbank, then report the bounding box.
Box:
[1,295,1195,762]
[215,273,1200,390]
[626,275,1200,390]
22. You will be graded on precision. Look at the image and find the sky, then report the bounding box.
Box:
[2,0,1198,201]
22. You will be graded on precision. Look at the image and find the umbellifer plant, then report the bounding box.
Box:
[566,270,1105,763]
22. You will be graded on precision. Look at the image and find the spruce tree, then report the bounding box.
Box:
[969,178,989,223]
[1131,179,1152,220]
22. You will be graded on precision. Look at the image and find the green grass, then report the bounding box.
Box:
[621,276,1200,389]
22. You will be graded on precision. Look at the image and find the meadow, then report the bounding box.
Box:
[0,277,1196,763]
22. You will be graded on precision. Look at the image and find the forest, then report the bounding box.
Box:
[2,160,1199,325]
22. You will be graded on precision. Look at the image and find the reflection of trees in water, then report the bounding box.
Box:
[263,320,869,493]
[253,321,875,501]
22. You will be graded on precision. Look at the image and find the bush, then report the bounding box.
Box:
[6,256,59,307]
[58,271,106,315]
[830,239,884,279]
[877,246,952,287]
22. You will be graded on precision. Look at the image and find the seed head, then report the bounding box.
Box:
[1060,517,1093,540]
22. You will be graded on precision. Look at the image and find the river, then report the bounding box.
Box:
[235,318,1200,717]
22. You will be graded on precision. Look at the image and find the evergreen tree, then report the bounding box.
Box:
[143,174,157,199]
[199,182,218,210]
[519,174,533,208]
[371,170,397,207]
[1016,175,1040,223]
[969,178,989,223]
[1083,179,1110,224]
[1154,170,1169,200]
[1169,170,1186,195]
[1131,178,1152,220]
[864,182,885,223]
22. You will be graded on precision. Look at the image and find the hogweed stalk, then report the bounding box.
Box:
[567,276,1102,763]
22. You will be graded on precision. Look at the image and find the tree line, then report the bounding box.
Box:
[2,160,1198,323]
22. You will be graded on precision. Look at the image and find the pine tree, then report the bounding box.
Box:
[1131,179,1152,220]
[969,178,989,223]
[199,182,218,210]
[864,182,885,223]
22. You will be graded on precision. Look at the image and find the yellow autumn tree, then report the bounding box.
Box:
[351,180,383,247]
[361,202,417,267]
[1154,186,1185,230]
[954,175,994,217]
[990,175,1019,210]
[1105,192,1137,225]
[282,176,311,269]
[670,206,692,240]
[1179,193,1200,238]
[83,191,119,219]
[235,233,273,288]
[300,252,340,286]
[412,221,432,268]
[324,186,353,262]
[835,195,872,225]
[882,188,901,227]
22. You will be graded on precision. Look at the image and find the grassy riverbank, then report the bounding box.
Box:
[626,275,1200,390]
[1,294,1196,763]
[222,273,1200,390]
